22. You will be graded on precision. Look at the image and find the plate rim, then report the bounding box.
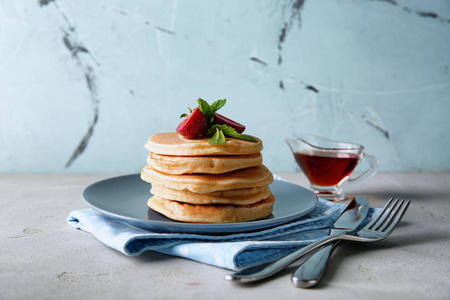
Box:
[82,174,318,233]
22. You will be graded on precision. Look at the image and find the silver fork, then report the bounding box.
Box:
[225,198,410,283]
[291,197,410,287]
[338,198,410,240]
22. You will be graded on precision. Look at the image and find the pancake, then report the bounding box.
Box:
[147,152,263,174]
[150,185,272,205]
[141,164,274,194]
[145,132,263,156]
[147,194,275,223]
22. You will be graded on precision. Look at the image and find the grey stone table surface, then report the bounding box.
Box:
[1,172,449,300]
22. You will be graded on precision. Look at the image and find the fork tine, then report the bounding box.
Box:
[366,197,396,230]
[381,199,410,233]
[376,199,403,231]
[365,197,393,229]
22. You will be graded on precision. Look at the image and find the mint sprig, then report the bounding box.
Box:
[208,128,226,144]
[197,98,226,126]
[207,124,258,144]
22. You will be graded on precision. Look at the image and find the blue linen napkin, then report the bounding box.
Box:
[67,193,379,271]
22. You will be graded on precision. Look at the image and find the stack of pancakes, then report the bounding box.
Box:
[141,132,275,223]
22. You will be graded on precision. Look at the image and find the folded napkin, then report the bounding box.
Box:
[67,191,379,271]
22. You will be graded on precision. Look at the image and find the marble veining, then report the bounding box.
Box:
[370,0,450,23]
[40,0,101,168]
[1,0,449,173]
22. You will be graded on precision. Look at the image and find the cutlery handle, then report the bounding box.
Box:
[291,242,337,288]
[225,234,341,283]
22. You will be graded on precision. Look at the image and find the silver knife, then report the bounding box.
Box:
[225,196,370,283]
[291,196,369,288]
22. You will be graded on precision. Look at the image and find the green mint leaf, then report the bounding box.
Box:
[234,134,258,142]
[197,98,226,120]
[197,98,211,118]
[208,128,226,145]
[208,124,239,137]
[219,129,226,143]
[208,128,220,144]
[209,99,226,114]
[208,124,258,142]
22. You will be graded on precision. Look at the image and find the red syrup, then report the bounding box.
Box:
[294,151,359,187]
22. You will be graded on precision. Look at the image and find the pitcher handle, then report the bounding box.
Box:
[342,153,378,189]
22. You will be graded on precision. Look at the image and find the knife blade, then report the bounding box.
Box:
[225,196,370,283]
[291,196,369,288]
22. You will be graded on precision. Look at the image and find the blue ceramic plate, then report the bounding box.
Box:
[82,174,318,233]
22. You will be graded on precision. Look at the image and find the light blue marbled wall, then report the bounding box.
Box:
[1,0,449,173]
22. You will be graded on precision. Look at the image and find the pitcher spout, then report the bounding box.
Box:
[285,137,301,154]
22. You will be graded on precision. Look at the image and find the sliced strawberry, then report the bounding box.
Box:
[214,113,245,134]
[176,107,207,138]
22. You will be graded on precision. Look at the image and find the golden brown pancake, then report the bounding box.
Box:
[147,194,275,223]
[150,185,271,205]
[145,132,263,156]
[141,164,274,194]
[147,152,263,174]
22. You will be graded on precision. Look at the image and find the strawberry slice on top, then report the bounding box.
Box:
[214,113,245,134]
[176,107,207,139]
